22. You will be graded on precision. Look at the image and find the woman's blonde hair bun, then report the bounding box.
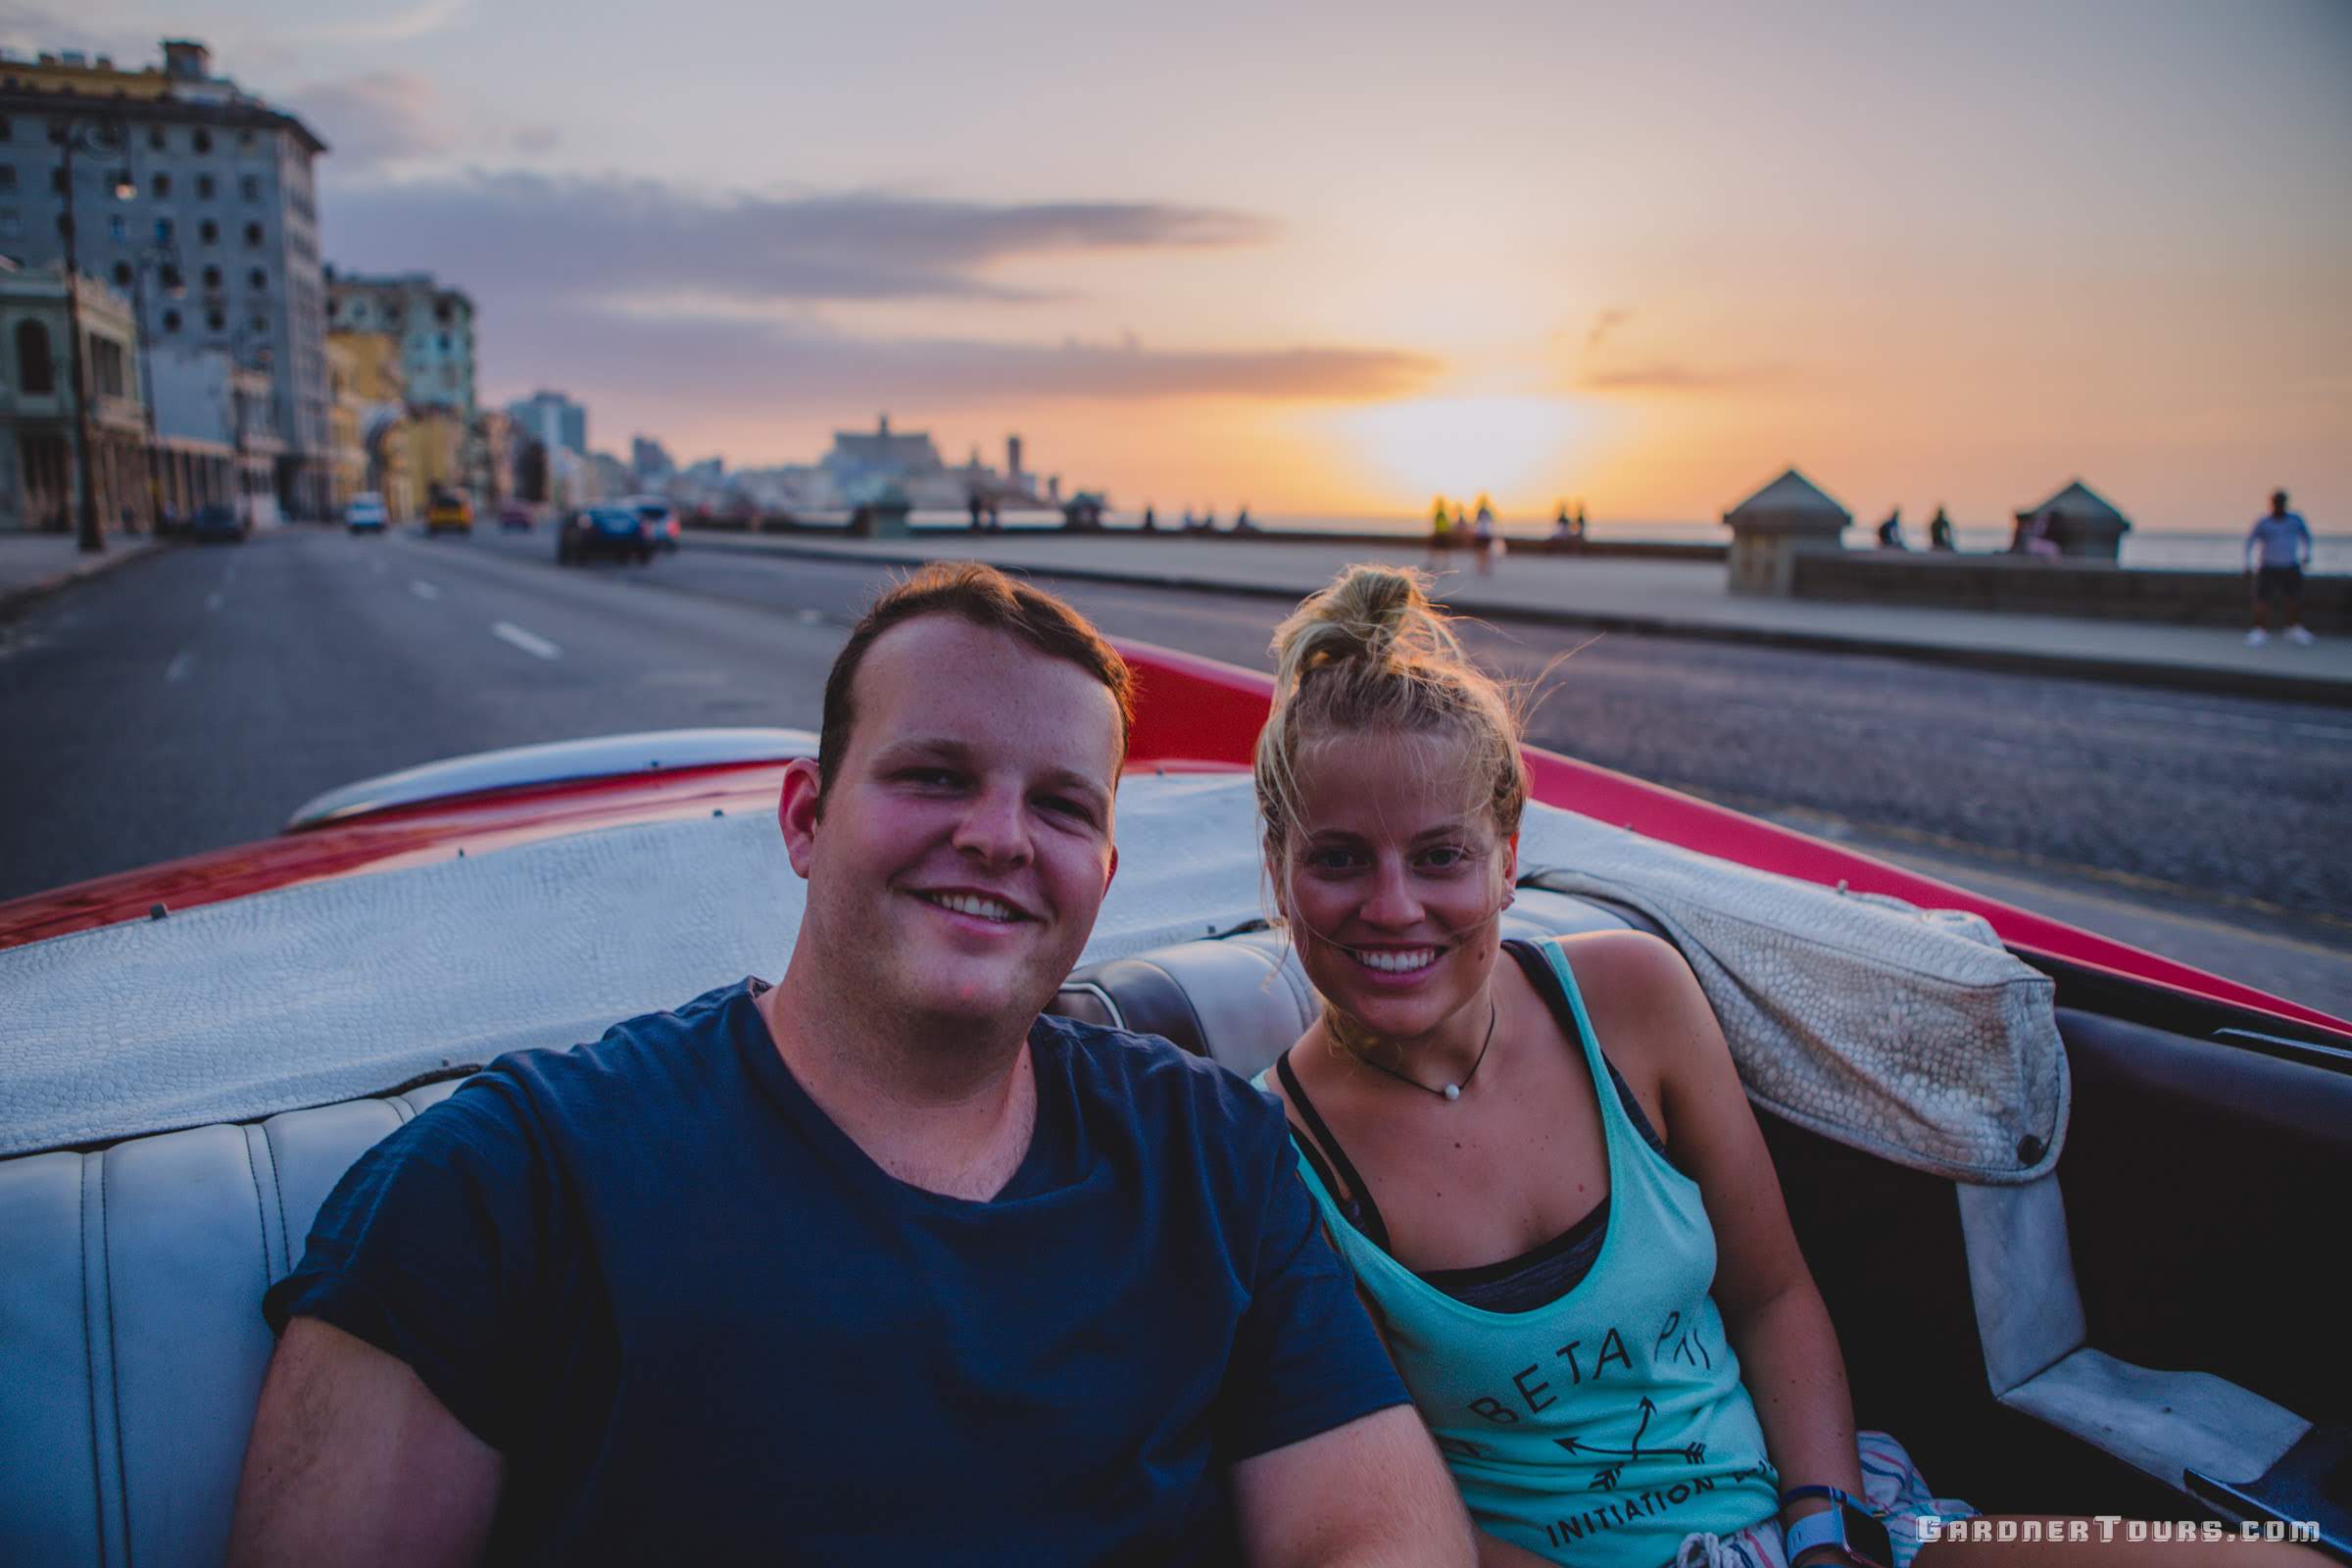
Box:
[1255,563,1530,867]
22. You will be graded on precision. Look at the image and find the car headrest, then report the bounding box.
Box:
[1051,887,1632,1080]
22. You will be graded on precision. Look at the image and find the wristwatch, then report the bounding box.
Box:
[1780,1486,1895,1568]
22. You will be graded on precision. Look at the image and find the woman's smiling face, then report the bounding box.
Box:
[1277,727,1516,1047]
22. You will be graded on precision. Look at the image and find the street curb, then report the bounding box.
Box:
[682,532,2352,709]
[0,539,174,623]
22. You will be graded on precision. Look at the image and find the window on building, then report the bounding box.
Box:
[207,308,225,331]
[202,265,222,289]
[247,268,267,291]
[240,174,259,201]
[0,211,23,239]
[0,167,14,192]
[160,264,182,291]
[108,215,127,241]
[0,116,11,142]
[148,127,166,151]
[56,212,71,235]
[196,173,215,199]
[93,338,124,399]
[238,129,256,151]
[51,169,67,195]
[154,218,174,244]
[15,320,56,395]
[193,129,212,154]
[162,309,181,333]
[200,220,219,244]
[438,332,451,352]
[152,172,171,199]
[250,313,267,334]
[435,301,453,323]
[113,261,133,286]
[243,220,262,248]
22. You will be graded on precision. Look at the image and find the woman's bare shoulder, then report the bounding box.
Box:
[1548,931,1718,1102]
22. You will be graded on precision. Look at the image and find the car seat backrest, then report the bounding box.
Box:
[1051,888,1632,1079]
[0,1078,466,1568]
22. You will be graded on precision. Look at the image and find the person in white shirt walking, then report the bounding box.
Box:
[2245,489,2317,646]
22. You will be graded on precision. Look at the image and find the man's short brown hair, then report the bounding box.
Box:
[817,563,1135,803]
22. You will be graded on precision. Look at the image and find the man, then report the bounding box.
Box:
[227,563,1470,1567]
[2245,488,2316,646]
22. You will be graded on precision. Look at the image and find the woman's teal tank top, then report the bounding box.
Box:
[1262,939,1779,1566]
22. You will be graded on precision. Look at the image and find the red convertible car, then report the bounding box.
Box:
[0,643,2344,1564]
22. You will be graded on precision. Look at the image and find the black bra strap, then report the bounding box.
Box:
[1275,1051,1392,1253]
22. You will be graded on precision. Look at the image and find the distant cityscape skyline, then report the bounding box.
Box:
[13,1,2346,533]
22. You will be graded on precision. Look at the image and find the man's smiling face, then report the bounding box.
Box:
[787,613,1122,1034]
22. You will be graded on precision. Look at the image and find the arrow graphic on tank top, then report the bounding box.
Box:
[1554,1398,1707,1492]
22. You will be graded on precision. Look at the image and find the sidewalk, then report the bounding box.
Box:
[687,528,2352,706]
[0,530,168,618]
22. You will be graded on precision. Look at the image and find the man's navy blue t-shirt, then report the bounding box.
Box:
[265,980,1406,1564]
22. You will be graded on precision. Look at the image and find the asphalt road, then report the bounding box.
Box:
[4,523,2346,1017]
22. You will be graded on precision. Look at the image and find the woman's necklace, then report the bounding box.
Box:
[1348,999,1497,1102]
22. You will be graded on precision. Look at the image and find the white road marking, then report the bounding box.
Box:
[205,591,224,612]
[492,621,562,660]
[410,579,440,600]
[165,650,193,684]
[797,609,824,624]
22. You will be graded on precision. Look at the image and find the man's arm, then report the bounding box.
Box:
[227,1318,503,1568]
[1229,1404,1474,1568]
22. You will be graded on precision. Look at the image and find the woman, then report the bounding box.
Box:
[1250,564,2312,1568]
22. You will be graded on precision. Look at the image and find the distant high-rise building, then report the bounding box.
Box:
[507,390,587,458]
[324,270,476,416]
[0,38,333,516]
[631,436,674,485]
[1006,434,1023,480]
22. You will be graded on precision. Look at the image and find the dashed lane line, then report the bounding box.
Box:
[492,621,562,661]
[165,650,192,684]
[205,591,224,612]
[410,579,441,601]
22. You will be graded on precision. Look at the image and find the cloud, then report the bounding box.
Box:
[319,170,1434,426]
[1579,361,1788,392]
[511,124,561,155]
[322,171,1276,306]
[290,0,471,45]
[1584,307,1632,353]
[284,73,453,171]
[493,299,1436,416]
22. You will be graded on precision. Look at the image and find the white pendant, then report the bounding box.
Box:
[1443,1083,1460,1101]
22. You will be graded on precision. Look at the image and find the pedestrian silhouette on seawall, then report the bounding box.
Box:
[2245,488,2317,647]
[1928,507,1955,552]
[1876,508,1907,550]
[1471,496,1500,575]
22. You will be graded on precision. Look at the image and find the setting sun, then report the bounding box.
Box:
[1324,396,1601,513]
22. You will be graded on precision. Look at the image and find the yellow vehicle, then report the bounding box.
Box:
[425,487,474,535]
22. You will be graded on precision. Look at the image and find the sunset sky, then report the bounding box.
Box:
[15,1,2349,528]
